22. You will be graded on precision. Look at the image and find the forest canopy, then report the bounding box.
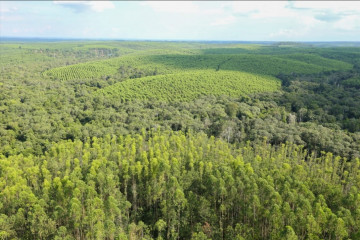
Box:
[0,40,360,239]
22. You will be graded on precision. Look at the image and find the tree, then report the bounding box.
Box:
[29,203,56,239]
[281,226,298,240]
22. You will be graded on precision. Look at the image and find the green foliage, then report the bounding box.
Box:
[1,130,360,239]
[44,61,118,80]
[282,226,298,240]
[220,54,351,75]
[278,53,352,70]
[42,50,352,81]
[96,70,281,102]
[341,77,360,89]
[1,40,360,240]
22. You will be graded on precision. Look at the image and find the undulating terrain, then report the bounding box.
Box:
[0,40,360,239]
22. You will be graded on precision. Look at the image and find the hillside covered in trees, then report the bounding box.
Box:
[1,40,360,239]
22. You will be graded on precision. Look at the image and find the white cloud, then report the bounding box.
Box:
[291,1,360,13]
[220,1,360,38]
[211,16,236,26]
[140,1,199,14]
[89,1,114,12]
[0,6,18,13]
[223,2,294,19]
[267,14,323,40]
[333,15,360,31]
[291,2,360,31]
[53,1,114,12]
[269,28,304,39]
[0,15,23,21]
[223,1,360,25]
[297,15,322,28]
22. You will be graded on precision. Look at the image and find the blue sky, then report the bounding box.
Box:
[1,1,360,41]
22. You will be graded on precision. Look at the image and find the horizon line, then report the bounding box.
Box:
[1,36,360,43]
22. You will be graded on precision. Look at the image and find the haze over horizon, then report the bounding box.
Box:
[1,1,360,41]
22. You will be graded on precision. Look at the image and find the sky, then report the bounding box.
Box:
[1,1,360,41]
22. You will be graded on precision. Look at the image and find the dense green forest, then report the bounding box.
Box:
[1,40,360,239]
